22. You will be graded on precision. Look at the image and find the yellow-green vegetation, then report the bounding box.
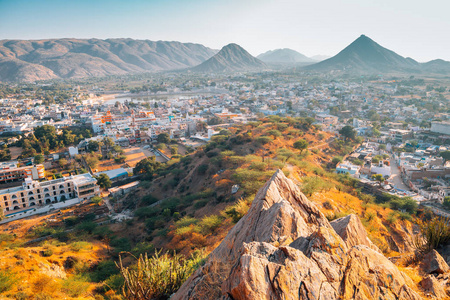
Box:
[0,116,427,299]
[118,250,205,300]
[413,217,450,253]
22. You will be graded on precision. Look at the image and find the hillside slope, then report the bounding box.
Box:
[305,35,420,73]
[0,39,217,82]
[191,43,266,73]
[257,48,314,64]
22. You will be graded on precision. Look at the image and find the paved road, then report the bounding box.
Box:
[388,158,410,191]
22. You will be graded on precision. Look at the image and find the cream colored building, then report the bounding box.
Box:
[0,173,100,214]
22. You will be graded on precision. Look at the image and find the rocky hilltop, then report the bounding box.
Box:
[0,39,217,82]
[173,170,425,299]
[191,43,266,73]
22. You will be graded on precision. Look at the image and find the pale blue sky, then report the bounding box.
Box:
[0,0,449,61]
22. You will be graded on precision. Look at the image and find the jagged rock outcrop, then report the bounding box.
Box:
[330,214,380,252]
[173,170,422,300]
[422,250,450,275]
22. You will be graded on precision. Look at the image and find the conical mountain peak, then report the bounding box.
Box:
[305,34,419,73]
[191,43,266,73]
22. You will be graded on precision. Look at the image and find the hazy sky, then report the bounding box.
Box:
[1,0,449,62]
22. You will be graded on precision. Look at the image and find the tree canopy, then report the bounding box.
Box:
[339,125,357,141]
[96,173,112,190]
[133,157,161,178]
[293,139,308,153]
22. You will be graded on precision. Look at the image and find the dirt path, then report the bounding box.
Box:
[308,137,335,150]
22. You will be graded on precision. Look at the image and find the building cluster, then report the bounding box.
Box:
[1,74,449,213]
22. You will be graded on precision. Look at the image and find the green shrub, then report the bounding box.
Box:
[198,215,222,234]
[175,216,198,228]
[322,201,333,210]
[301,176,334,196]
[255,136,273,145]
[104,274,124,293]
[42,249,53,257]
[91,260,119,282]
[0,270,19,293]
[70,241,93,252]
[110,238,132,253]
[413,217,450,253]
[32,225,64,237]
[131,242,155,257]
[76,221,97,234]
[389,197,417,214]
[197,164,208,175]
[118,250,205,300]
[386,212,398,224]
[62,275,90,297]
[193,199,209,209]
[249,161,267,171]
[141,195,159,206]
[135,207,160,219]
[93,226,113,240]
[266,129,281,137]
[64,216,80,227]
[224,198,251,223]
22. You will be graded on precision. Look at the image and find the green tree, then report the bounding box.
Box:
[91,196,103,206]
[157,133,170,144]
[102,137,115,153]
[58,158,69,169]
[440,151,450,162]
[96,173,111,190]
[170,145,178,155]
[34,154,45,164]
[61,129,76,146]
[133,157,161,178]
[371,174,384,184]
[339,126,357,141]
[85,155,99,169]
[88,140,99,152]
[443,197,450,209]
[332,156,343,166]
[293,139,308,153]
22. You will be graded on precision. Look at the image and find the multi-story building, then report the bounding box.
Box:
[431,121,450,135]
[389,129,413,143]
[0,162,45,183]
[335,161,361,177]
[0,173,100,214]
[315,114,338,125]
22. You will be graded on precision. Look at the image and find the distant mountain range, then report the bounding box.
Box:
[190,43,266,73]
[2,35,450,82]
[257,48,315,64]
[310,55,331,61]
[304,35,450,74]
[0,39,217,82]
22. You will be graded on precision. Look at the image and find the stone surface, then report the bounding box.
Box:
[420,275,448,299]
[330,214,380,252]
[173,170,422,300]
[422,249,450,275]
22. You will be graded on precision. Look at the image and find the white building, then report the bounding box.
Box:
[431,121,450,135]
